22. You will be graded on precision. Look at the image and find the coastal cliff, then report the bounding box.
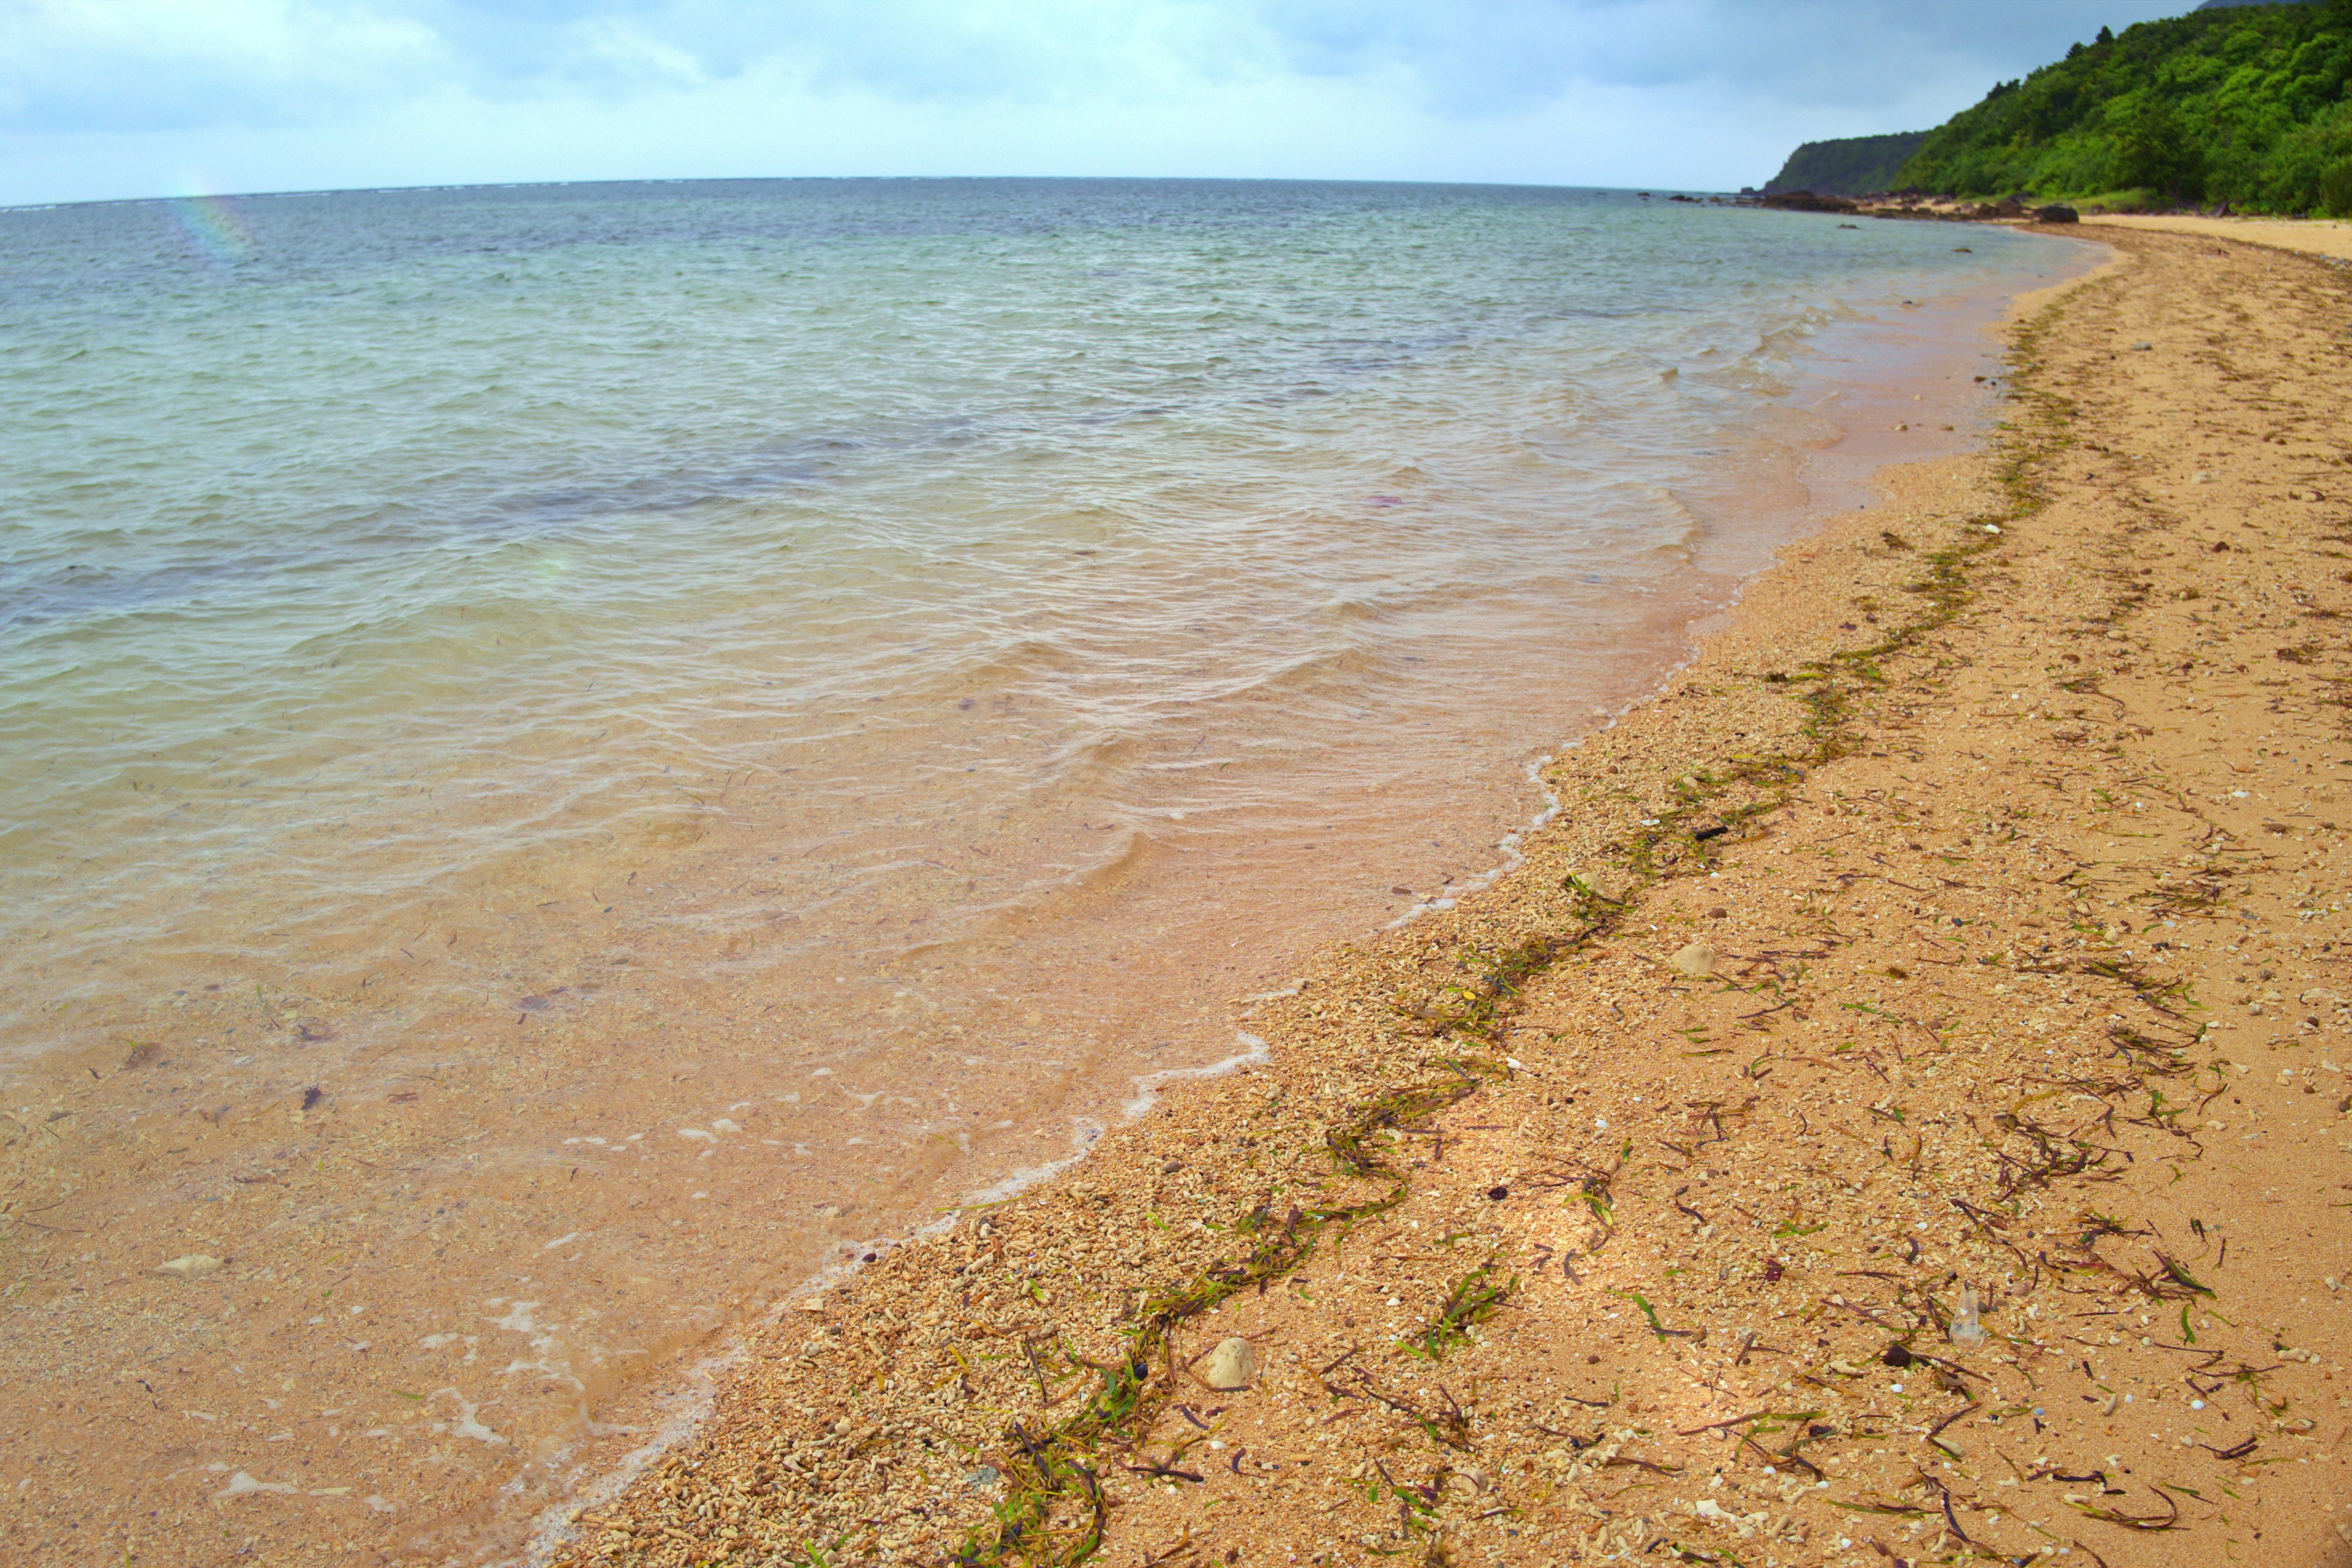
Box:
[1763,132,1929,197]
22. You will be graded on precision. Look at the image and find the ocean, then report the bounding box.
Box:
[0,178,2084,1561]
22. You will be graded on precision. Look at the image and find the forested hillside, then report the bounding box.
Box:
[1897,0,2352,214]
[1763,132,1929,195]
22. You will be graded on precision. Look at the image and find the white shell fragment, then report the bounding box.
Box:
[1949,1284,1986,1346]
[1669,943,1717,978]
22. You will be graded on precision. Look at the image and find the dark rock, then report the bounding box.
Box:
[1760,190,1860,214]
[2035,203,2080,224]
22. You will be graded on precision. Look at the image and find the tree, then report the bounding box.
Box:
[2097,25,2114,46]
[2323,160,2352,218]
[2113,99,2203,201]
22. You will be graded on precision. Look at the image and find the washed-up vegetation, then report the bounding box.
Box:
[548,230,2352,1568]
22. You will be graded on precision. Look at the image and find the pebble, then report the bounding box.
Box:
[155,1254,222,1281]
[1669,943,1716,978]
[1197,1336,1258,1390]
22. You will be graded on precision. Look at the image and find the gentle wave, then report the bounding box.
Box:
[0,178,2089,1556]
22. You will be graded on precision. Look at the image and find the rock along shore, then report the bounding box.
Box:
[548,227,2352,1568]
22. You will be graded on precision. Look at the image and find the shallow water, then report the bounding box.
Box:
[0,179,2084,1562]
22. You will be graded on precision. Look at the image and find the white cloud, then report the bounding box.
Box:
[1,0,447,129]
[0,0,2193,204]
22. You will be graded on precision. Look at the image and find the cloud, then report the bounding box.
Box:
[0,0,2190,203]
[1,0,448,131]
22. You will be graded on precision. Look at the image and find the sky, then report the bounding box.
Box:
[1,1,2197,208]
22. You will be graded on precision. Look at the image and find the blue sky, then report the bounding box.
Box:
[1,1,2192,206]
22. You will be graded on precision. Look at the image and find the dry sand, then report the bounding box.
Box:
[537,225,2352,1568]
[2081,212,2352,266]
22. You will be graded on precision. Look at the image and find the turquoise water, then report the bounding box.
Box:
[0,179,2088,1555]
[0,181,2068,1081]
[0,177,2087,1177]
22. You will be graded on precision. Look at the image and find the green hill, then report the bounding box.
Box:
[1763,132,1931,195]
[1896,0,2352,214]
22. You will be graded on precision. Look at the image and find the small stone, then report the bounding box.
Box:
[1668,943,1716,978]
[1197,1337,1258,1390]
[1567,869,1630,903]
[156,1254,222,1281]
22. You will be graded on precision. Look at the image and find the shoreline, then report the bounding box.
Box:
[0,209,2094,1568]
[548,223,2352,1568]
[510,256,2076,1559]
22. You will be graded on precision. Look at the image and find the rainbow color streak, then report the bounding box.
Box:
[165,193,258,267]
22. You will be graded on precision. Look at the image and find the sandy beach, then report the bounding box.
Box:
[537,224,2352,1568]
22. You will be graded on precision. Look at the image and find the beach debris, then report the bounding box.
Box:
[1197,1336,1258,1390]
[155,1254,222,1281]
[215,1471,296,1500]
[1567,869,1630,903]
[1948,1284,1986,1346]
[963,1464,1001,1490]
[1668,943,1717,978]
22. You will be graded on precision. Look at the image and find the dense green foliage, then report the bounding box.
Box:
[1763,132,1929,195]
[1897,0,2352,214]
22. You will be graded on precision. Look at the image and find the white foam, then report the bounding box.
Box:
[1122,1032,1271,1120]
[1384,751,1563,931]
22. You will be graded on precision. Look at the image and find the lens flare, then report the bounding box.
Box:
[165,192,257,268]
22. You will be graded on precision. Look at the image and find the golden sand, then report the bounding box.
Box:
[539,225,2352,1568]
[2081,211,2352,266]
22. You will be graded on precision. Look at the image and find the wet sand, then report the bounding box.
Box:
[543,225,2352,1568]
